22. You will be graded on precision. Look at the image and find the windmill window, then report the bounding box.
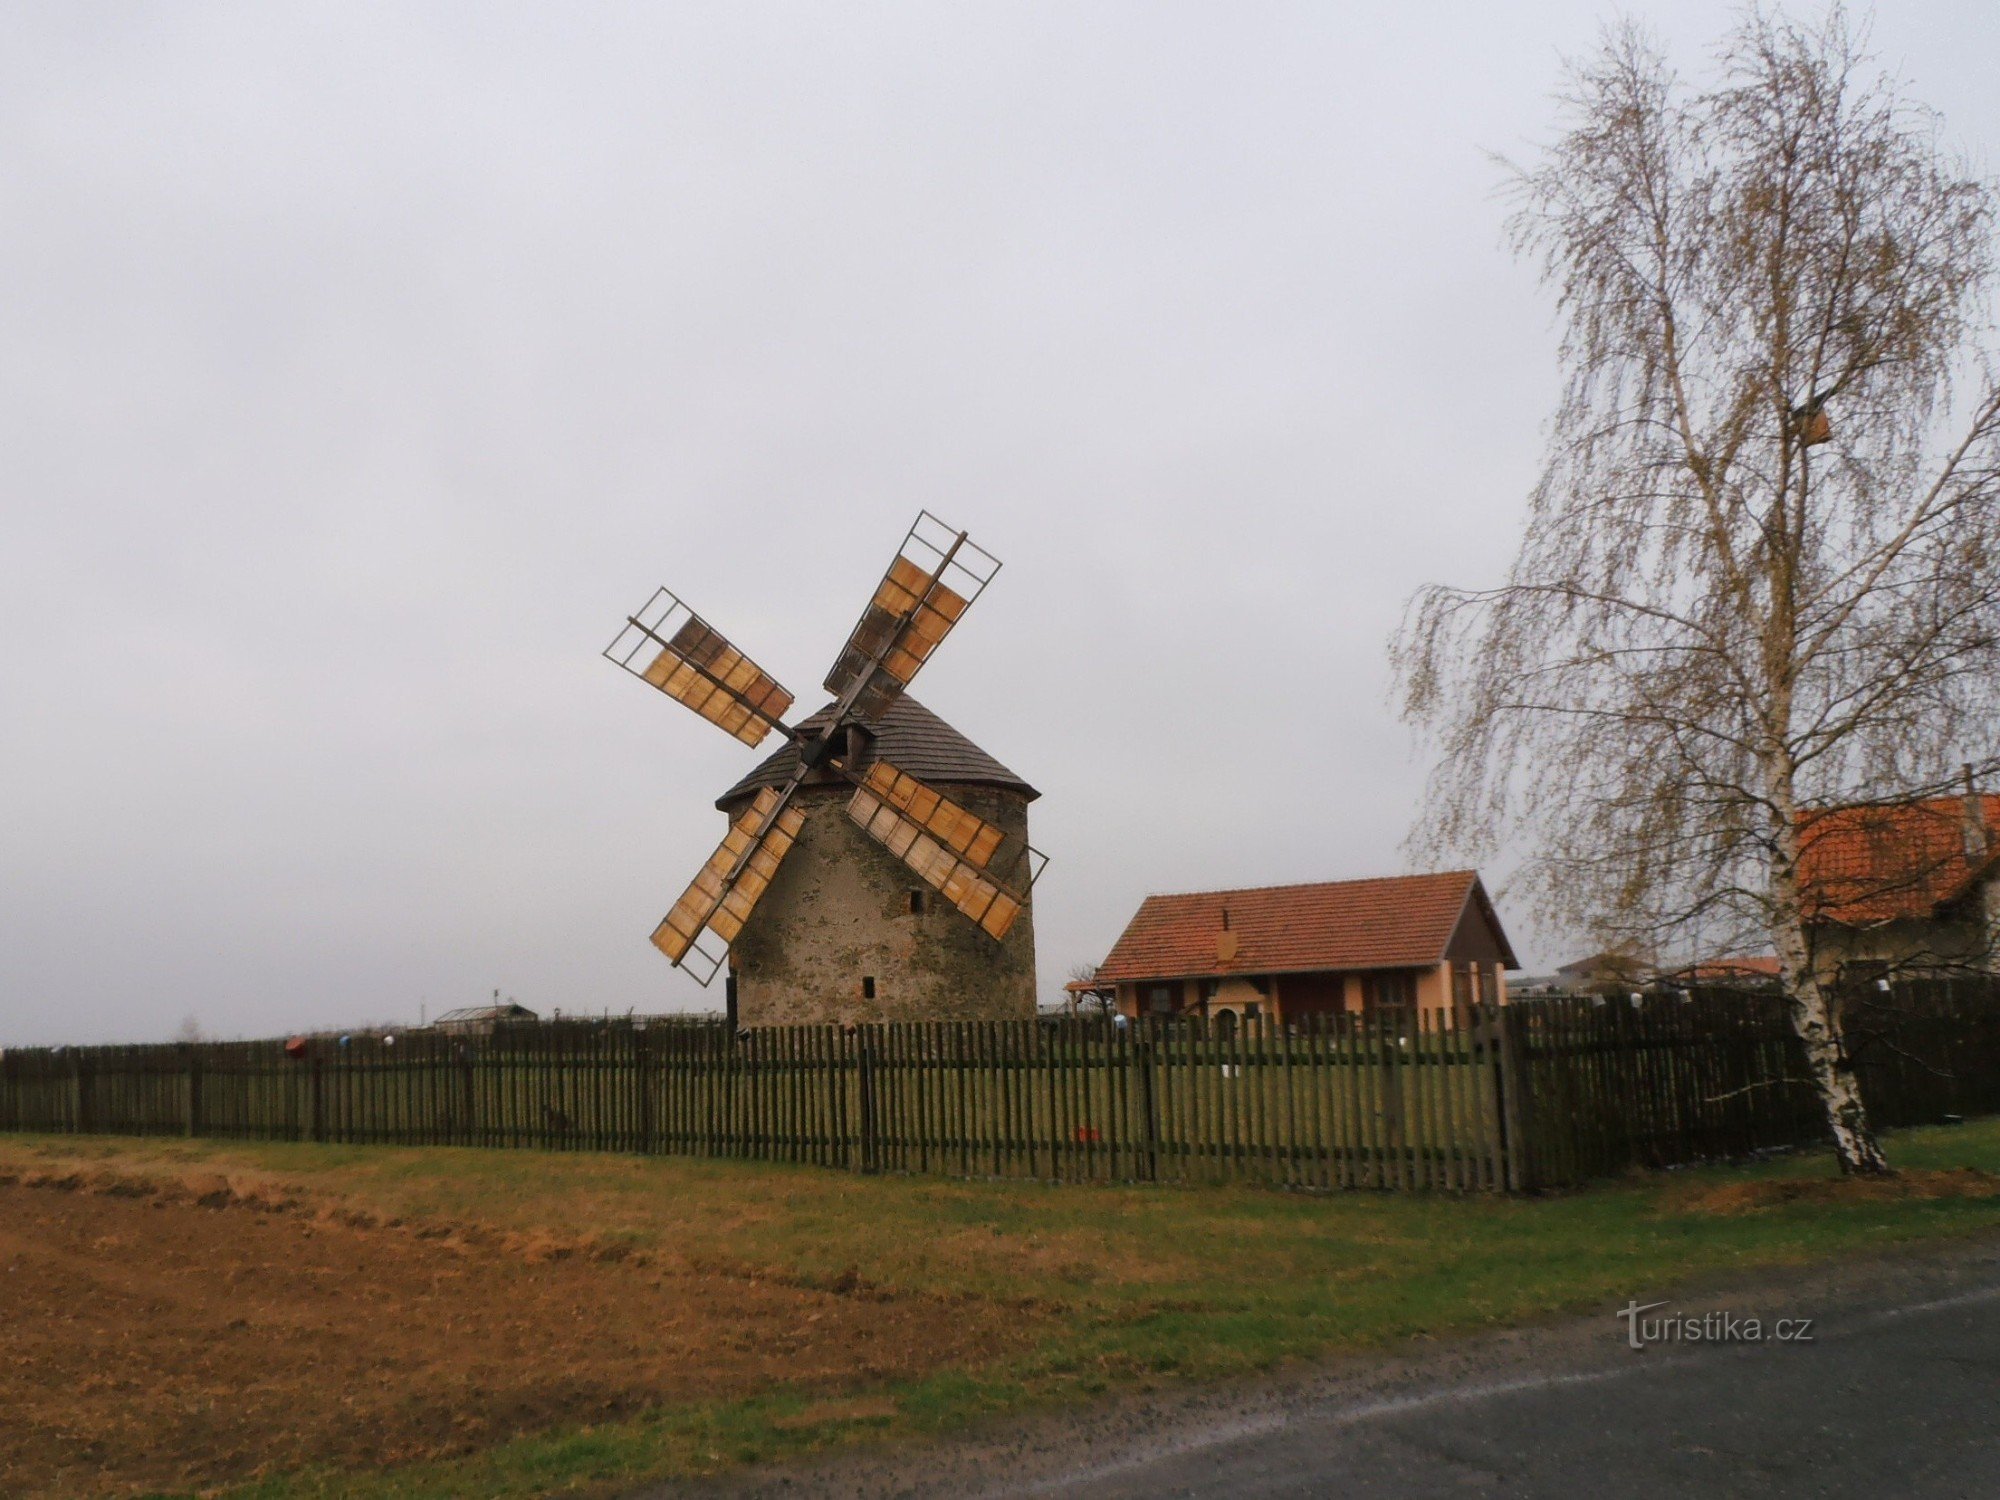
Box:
[908,890,926,915]
[862,976,876,1000]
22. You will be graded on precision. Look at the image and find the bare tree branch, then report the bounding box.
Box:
[1392,8,2000,1175]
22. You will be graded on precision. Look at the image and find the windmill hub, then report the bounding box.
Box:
[605,513,1046,1025]
[798,729,846,773]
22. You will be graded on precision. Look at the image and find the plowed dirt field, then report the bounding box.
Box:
[0,1171,1027,1498]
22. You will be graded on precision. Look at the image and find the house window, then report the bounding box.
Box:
[1364,971,1417,1015]
[1144,983,1177,1016]
[862,976,876,1000]
[908,890,926,915]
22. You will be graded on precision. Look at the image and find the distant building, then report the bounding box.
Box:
[431,1002,538,1036]
[1654,956,1783,986]
[1091,871,1517,1027]
[1552,951,1652,994]
[1549,953,1787,994]
[1799,783,2000,979]
[1062,975,1116,1014]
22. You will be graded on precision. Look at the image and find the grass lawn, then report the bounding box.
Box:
[6,1122,2000,1498]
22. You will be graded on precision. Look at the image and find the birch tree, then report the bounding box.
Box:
[1393,9,2000,1174]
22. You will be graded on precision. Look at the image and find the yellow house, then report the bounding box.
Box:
[1092,871,1517,1026]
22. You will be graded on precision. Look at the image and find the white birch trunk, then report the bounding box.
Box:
[1769,775,1892,1175]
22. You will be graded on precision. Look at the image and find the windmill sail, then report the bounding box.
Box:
[847,770,1025,940]
[852,759,1006,868]
[823,512,998,723]
[606,588,794,747]
[652,787,806,971]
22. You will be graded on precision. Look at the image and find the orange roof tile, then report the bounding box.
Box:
[1797,793,2000,926]
[1094,871,1513,985]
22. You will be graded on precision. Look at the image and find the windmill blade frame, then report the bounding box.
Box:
[605,586,796,748]
[846,753,1049,901]
[850,759,1008,869]
[845,767,1033,940]
[822,511,1000,724]
[651,786,807,985]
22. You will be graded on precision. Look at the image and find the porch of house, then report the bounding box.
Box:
[1115,958,1509,1028]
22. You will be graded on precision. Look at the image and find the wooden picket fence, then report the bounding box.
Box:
[1501,979,2000,1188]
[3,979,1997,1192]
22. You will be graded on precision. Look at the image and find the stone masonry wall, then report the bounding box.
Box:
[724,783,1038,1025]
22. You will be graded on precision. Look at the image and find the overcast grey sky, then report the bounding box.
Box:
[3,3,1995,1045]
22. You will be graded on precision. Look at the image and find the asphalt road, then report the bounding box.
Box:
[1025,1272,2000,1498]
[682,1234,2000,1500]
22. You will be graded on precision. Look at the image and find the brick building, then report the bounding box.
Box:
[1799,786,2000,979]
[1092,870,1517,1027]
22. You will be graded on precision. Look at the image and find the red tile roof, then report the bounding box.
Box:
[1094,871,1513,985]
[1797,793,2000,926]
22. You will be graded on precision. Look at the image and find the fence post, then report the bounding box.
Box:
[457,1045,476,1147]
[1494,1004,1537,1193]
[73,1050,93,1136]
[634,1026,653,1155]
[310,1052,326,1144]
[186,1046,203,1138]
[1135,1035,1159,1182]
[855,1027,878,1173]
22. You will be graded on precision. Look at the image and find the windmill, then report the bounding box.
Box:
[605,512,1045,1022]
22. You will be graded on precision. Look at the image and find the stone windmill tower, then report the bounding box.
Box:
[604,514,1044,1026]
[714,696,1038,1024]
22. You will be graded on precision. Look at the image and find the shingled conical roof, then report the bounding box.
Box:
[716,696,1038,809]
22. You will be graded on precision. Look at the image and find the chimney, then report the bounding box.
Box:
[1964,764,1990,863]
[1216,905,1239,964]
